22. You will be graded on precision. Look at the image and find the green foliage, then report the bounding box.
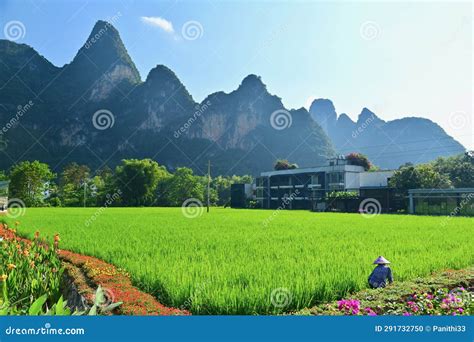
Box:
[0,228,63,314]
[94,167,117,206]
[58,163,91,207]
[325,191,359,199]
[298,268,473,316]
[390,164,451,194]
[9,208,474,314]
[198,175,218,206]
[8,161,55,207]
[0,171,7,181]
[159,167,204,206]
[1,286,122,316]
[87,285,123,316]
[431,153,474,188]
[3,158,253,208]
[115,159,169,206]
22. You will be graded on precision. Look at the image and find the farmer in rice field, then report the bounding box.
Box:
[368,256,393,288]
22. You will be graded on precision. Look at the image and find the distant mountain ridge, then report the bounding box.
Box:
[0,20,465,175]
[0,20,334,175]
[309,99,465,169]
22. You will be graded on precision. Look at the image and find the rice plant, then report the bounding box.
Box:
[6,208,473,314]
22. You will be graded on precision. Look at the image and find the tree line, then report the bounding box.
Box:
[0,159,252,208]
[389,152,474,193]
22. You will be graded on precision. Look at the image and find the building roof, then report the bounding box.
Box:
[260,164,365,177]
[408,188,474,194]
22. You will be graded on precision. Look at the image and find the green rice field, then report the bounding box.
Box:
[4,208,474,314]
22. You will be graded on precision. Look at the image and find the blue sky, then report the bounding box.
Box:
[0,0,472,149]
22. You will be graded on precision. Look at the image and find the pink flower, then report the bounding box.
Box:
[403,312,411,316]
[337,299,360,315]
[364,307,377,316]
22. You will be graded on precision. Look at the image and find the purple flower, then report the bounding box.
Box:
[337,299,360,315]
[364,307,377,316]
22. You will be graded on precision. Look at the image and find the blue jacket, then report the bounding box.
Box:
[368,265,393,288]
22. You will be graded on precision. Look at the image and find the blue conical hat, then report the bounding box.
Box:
[373,256,391,264]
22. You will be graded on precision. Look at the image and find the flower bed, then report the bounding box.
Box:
[0,223,189,316]
[0,223,63,314]
[296,268,473,316]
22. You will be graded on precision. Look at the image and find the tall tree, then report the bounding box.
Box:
[8,161,55,207]
[59,163,91,206]
[115,159,168,206]
[161,167,204,206]
[94,166,118,206]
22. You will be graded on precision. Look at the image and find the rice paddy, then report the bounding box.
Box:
[4,208,473,314]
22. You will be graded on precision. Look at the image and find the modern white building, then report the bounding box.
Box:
[254,157,394,210]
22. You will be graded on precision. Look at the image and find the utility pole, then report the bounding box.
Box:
[83,181,87,208]
[207,160,211,213]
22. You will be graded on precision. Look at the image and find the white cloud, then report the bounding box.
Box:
[140,16,174,33]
